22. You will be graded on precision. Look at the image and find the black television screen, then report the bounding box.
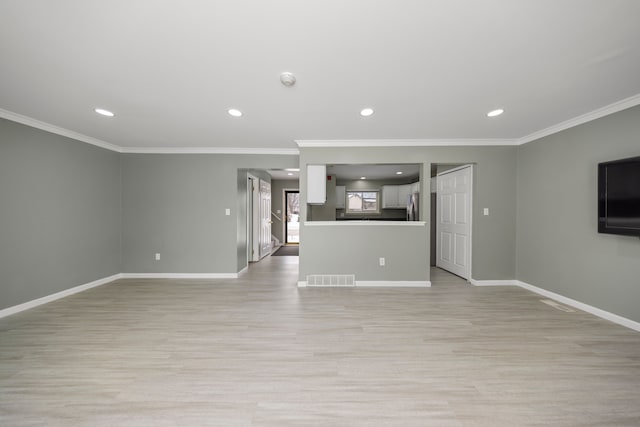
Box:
[598,156,640,236]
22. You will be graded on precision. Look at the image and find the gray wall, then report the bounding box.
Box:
[6,104,639,325]
[270,179,299,244]
[299,146,517,281]
[122,154,297,275]
[302,224,429,281]
[516,105,640,323]
[0,118,121,310]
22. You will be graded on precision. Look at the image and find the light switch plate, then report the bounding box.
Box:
[225,208,231,216]
[483,208,489,216]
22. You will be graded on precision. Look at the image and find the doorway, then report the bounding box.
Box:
[247,174,272,262]
[259,179,272,258]
[434,164,473,280]
[284,190,300,244]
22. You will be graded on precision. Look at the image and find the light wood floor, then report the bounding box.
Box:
[1,257,640,426]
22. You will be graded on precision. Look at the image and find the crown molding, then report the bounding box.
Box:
[4,91,640,153]
[295,139,518,148]
[517,92,640,145]
[0,108,122,152]
[0,108,298,155]
[120,146,299,155]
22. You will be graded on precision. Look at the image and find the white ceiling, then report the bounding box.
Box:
[268,169,299,180]
[1,0,640,151]
[327,164,420,182]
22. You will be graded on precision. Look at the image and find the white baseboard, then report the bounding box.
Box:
[237,266,248,276]
[121,273,239,279]
[298,281,431,288]
[356,281,431,287]
[0,273,122,319]
[470,277,640,333]
[470,279,518,286]
[515,280,640,333]
[0,271,241,319]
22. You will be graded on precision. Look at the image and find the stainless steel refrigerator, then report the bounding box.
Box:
[406,192,419,221]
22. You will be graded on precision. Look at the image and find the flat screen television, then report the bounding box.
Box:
[598,156,640,236]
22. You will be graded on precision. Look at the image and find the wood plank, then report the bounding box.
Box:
[1,258,639,425]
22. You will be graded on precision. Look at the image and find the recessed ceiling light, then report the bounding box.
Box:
[94,108,114,117]
[487,108,504,117]
[287,172,293,176]
[228,108,243,117]
[396,171,403,175]
[360,108,374,117]
[360,176,366,180]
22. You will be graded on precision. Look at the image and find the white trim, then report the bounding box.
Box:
[4,92,640,153]
[296,139,518,147]
[120,273,239,279]
[237,266,249,276]
[0,108,298,155]
[282,188,300,244]
[517,92,640,145]
[356,281,431,287]
[470,279,518,286]
[436,164,475,176]
[121,146,299,155]
[297,281,308,287]
[304,221,426,226]
[296,93,640,148]
[435,164,473,280]
[0,273,122,319]
[5,91,640,155]
[248,173,260,262]
[0,108,122,152]
[515,280,640,333]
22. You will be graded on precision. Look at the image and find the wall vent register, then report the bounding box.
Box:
[306,274,355,287]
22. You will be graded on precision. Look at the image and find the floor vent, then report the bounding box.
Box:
[306,274,355,287]
[541,299,575,312]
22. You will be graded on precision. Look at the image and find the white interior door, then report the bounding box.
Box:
[259,179,272,259]
[436,165,472,279]
[247,174,260,262]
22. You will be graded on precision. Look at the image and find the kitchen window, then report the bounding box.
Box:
[346,191,380,214]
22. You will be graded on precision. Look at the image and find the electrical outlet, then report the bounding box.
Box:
[379,257,385,266]
[225,208,231,216]
[155,253,161,261]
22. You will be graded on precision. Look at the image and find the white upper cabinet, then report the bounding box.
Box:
[397,184,412,207]
[382,182,420,208]
[382,185,399,208]
[307,165,326,204]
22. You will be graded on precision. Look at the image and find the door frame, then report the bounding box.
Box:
[258,179,272,259]
[435,164,473,281]
[283,189,300,244]
[247,173,260,262]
